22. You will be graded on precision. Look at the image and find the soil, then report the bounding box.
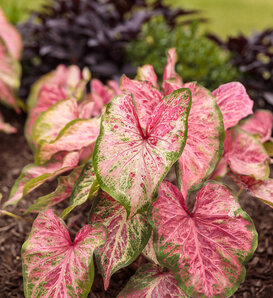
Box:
[0,106,273,298]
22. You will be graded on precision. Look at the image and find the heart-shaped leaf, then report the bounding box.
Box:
[25,165,84,213]
[36,118,100,164]
[239,109,273,143]
[149,181,257,297]
[0,7,22,59]
[118,264,186,298]
[177,82,224,199]
[93,89,191,217]
[212,82,253,130]
[225,128,270,180]
[5,151,79,207]
[22,209,107,298]
[32,98,79,145]
[61,161,99,218]
[89,191,151,290]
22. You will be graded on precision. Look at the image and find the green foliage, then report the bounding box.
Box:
[0,0,47,24]
[126,18,239,90]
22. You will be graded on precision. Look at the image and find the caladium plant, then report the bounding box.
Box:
[4,48,273,297]
[0,7,22,132]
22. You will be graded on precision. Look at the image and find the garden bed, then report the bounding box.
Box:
[0,108,272,298]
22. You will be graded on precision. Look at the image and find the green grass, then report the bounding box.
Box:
[165,0,273,38]
[0,0,48,24]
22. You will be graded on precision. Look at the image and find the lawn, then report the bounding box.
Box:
[165,0,273,38]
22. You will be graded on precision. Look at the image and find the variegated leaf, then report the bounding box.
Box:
[212,82,253,130]
[61,161,98,218]
[36,118,100,164]
[25,165,83,213]
[136,64,158,88]
[225,127,270,180]
[22,209,107,298]
[149,181,257,298]
[142,232,160,265]
[120,75,162,128]
[90,191,151,290]
[162,48,183,95]
[25,85,66,149]
[239,109,273,143]
[93,89,191,217]
[4,152,79,207]
[177,82,224,199]
[32,98,79,145]
[230,173,273,209]
[0,39,21,113]
[118,264,186,298]
[0,7,22,59]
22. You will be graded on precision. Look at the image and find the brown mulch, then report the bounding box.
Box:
[0,107,272,297]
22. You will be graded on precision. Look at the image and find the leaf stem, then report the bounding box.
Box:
[0,210,33,223]
[236,188,243,198]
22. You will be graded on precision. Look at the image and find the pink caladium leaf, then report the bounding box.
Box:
[149,181,257,298]
[120,75,162,128]
[118,264,186,298]
[177,82,224,199]
[212,82,253,130]
[25,85,67,149]
[36,118,100,164]
[0,7,22,60]
[0,39,21,113]
[61,161,99,218]
[93,89,191,217]
[162,48,183,95]
[4,152,79,207]
[89,191,151,290]
[225,128,270,180]
[22,209,107,298]
[0,111,16,133]
[239,109,273,143]
[32,97,79,145]
[230,173,273,209]
[25,165,84,213]
[136,64,159,88]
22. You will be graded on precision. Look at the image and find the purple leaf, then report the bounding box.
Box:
[118,264,186,298]
[90,191,151,290]
[5,151,79,207]
[212,82,253,130]
[149,181,257,297]
[93,89,191,217]
[22,209,107,298]
[239,109,273,143]
[36,118,100,164]
[177,82,224,199]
